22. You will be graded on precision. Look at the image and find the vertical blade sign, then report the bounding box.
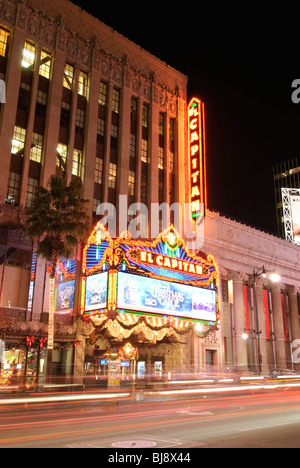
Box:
[188,98,206,226]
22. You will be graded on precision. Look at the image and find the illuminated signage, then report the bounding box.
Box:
[55,280,75,314]
[118,225,217,288]
[138,250,205,275]
[85,272,108,312]
[81,224,219,322]
[188,98,206,225]
[117,272,217,323]
[282,188,300,246]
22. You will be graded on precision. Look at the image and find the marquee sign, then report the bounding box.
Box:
[117,225,217,288]
[80,224,218,324]
[188,98,206,225]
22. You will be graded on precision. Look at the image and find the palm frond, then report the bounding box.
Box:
[25,175,91,265]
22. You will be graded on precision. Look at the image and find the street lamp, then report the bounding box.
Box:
[252,266,280,376]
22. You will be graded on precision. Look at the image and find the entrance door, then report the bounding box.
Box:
[205,350,216,370]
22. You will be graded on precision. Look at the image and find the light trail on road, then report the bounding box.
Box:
[1,388,300,447]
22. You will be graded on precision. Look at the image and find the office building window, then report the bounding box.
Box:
[0,28,9,57]
[99,82,107,107]
[11,126,26,156]
[57,143,68,169]
[30,133,43,163]
[141,139,148,164]
[158,147,164,170]
[78,71,88,98]
[36,90,48,118]
[108,163,117,189]
[75,108,85,134]
[97,118,105,138]
[60,101,71,128]
[39,51,51,79]
[7,172,21,204]
[93,198,101,214]
[112,89,120,114]
[26,178,39,208]
[131,98,137,114]
[142,105,148,128]
[22,42,36,69]
[63,64,74,90]
[72,149,83,178]
[18,82,31,112]
[95,158,103,185]
[111,124,118,139]
[129,134,136,159]
[159,113,165,136]
[128,171,135,197]
[111,124,118,149]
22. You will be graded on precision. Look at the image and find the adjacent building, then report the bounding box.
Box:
[273,157,300,239]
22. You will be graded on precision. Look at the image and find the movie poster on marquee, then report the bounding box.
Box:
[55,280,75,314]
[117,272,216,323]
[85,272,108,312]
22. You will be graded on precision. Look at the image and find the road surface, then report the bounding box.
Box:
[1,388,300,448]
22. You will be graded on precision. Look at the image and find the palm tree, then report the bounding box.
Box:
[25,175,91,379]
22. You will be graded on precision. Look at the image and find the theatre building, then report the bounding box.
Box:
[73,223,219,384]
[0,0,300,388]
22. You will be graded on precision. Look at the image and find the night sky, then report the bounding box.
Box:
[70,1,300,235]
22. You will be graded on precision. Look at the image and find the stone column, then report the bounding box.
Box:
[74,318,94,381]
[271,283,287,370]
[255,278,269,373]
[232,272,249,372]
[288,287,300,370]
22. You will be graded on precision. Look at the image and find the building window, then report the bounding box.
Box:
[95,157,103,185]
[30,133,43,163]
[26,178,39,208]
[129,134,136,159]
[7,172,21,204]
[159,113,165,136]
[18,82,31,112]
[99,82,107,107]
[128,171,135,197]
[111,124,118,149]
[131,98,137,115]
[78,71,88,98]
[75,108,85,134]
[63,64,74,90]
[36,90,48,118]
[39,51,51,79]
[72,149,83,178]
[141,139,148,163]
[0,28,9,58]
[57,143,68,170]
[142,105,148,128]
[111,124,118,139]
[60,102,71,128]
[169,150,174,174]
[22,42,36,69]
[108,163,117,189]
[158,147,164,170]
[11,126,26,156]
[112,89,120,114]
[93,198,101,214]
[97,118,105,138]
